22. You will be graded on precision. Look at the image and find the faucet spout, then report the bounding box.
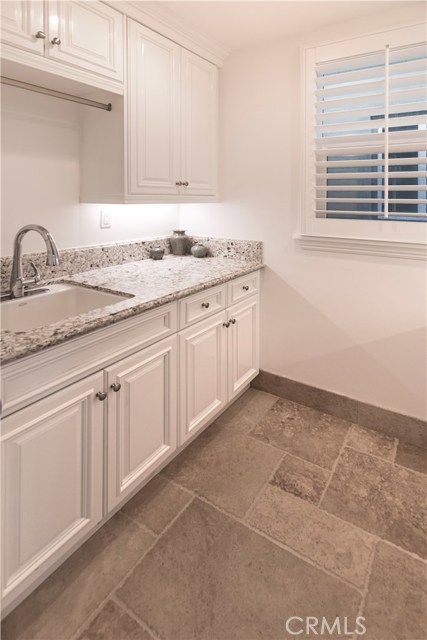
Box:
[10,225,60,298]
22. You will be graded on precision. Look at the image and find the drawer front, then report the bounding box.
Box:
[179,284,226,329]
[227,271,260,306]
[1,303,178,417]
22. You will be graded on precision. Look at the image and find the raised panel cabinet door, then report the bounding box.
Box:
[181,49,218,196]
[1,372,104,609]
[0,0,44,54]
[127,20,181,196]
[227,297,260,400]
[179,311,228,445]
[107,336,178,511]
[46,1,124,81]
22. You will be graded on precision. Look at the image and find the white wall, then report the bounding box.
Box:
[180,5,427,419]
[0,85,179,255]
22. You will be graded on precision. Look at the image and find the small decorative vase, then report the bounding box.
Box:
[150,247,164,260]
[191,242,208,258]
[170,230,188,255]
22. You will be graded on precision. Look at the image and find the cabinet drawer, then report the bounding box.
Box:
[1,303,178,417]
[179,284,226,329]
[227,271,260,305]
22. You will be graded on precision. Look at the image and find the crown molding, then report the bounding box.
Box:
[103,1,230,66]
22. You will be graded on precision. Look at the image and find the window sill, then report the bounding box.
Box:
[294,234,427,260]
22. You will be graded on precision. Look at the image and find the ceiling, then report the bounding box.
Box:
[150,1,420,52]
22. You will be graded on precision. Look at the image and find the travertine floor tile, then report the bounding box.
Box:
[77,600,152,640]
[248,484,374,588]
[1,514,154,640]
[121,475,193,534]
[117,499,361,640]
[162,423,282,517]
[363,542,427,640]
[270,453,330,504]
[395,441,427,475]
[215,388,278,434]
[347,424,396,461]
[322,448,427,559]
[250,398,351,469]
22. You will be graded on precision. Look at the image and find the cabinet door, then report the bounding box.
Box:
[181,49,218,196]
[179,311,228,445]
[0,1,44,54]
[107,336,177,511]
[46,1,124,81]
[127,20,181,196]
[1,373,104,608]
[227,297,260,400]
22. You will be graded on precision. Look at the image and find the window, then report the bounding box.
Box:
[300,23,427,258]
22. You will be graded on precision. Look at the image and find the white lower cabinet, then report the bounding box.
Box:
[179,293,260,445]
[1,372,104,609]
[1,271,261,615]
[106,336,177,511]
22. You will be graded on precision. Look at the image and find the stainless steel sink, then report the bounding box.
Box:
[1,284,129,332]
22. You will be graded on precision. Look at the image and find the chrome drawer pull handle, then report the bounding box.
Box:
[96,391,107,401]
[201,302,210,309]
[51,36,61,45]
[230,318,236,324]
[175,181,183,186]
[223,322,230,328]
[242,285,249,291]
[182,181,189,187]
[35,30,46,39]
[110,383,121,392]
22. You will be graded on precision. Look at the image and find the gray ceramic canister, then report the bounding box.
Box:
[170,230,188,255]
[150,247,165,260]
[190,242,208,258]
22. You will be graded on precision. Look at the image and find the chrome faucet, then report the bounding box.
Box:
[10,225,60,298]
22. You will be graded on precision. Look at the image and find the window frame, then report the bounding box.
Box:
[297,22,427,260]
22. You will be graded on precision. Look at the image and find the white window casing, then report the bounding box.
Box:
[298,23,427,259]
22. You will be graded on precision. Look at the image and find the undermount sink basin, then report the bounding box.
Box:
[1,284,129,332]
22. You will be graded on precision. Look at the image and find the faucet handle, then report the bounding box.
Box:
[28,262,41,283]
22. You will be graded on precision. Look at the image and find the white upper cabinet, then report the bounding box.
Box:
[0,1,45,54]
[0,0,124,90]
[126,19,218,200]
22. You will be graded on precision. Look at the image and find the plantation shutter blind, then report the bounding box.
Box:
[314,42,427,220]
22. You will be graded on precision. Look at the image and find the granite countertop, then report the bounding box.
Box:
[1,255,263,365]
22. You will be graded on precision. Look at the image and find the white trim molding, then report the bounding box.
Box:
[294,234,427,260]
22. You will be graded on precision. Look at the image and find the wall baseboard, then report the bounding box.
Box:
[252,370,427,449]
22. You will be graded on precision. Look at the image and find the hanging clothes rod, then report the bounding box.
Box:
[0,76,112,111]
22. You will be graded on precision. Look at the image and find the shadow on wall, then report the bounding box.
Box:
[260,268,427,420]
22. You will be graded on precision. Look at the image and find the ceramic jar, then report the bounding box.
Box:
[150,247,164,260]
[190,242,208,258]
[170,230,188,255]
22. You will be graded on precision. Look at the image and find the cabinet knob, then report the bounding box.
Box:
[35,30,46,39]
[51,36,61,45]
[96,391,107,401]
[110,382,121,392]
[230,318,236,324]
[201,302,210,309]
[175,181,183,186]
[182,181,189,187]
[223,322,230,328]
[242,285,249,291]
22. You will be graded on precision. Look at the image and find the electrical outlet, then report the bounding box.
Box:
[100,210,112,229]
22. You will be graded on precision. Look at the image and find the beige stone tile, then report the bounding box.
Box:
[271,454,330,505]
[322,448,427,559]
[117,499,361,640]
[250,398,351,469]
[363,542,427,640]
[1,514,154,640]
[347,424,396,461]
[121,475,193,534]
[215,388,278,434]
[161,422,282,517]
[248,484,374,588]
[77,600,152,640]
[395,441,427,475]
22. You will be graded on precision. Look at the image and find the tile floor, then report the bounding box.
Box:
[2,389,426,640]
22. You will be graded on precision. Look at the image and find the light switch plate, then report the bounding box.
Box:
[100,210,112,229]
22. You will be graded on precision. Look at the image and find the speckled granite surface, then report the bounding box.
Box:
[1,236,262,292]
[1,255,263,365]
